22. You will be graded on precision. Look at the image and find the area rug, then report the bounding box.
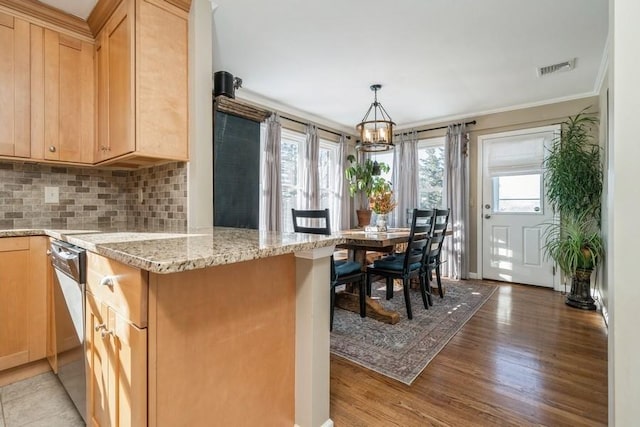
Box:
[330,279,497,385]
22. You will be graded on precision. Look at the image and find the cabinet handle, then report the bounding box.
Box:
[100,276,114,287]
[49,146,56,153]
[94,323,106,332]
[101,329,114,339]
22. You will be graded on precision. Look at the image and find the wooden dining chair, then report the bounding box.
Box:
[426,208,450,298]
[365,209,434,319]
[291,209,366,330]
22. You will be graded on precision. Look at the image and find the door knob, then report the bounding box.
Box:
[49,146,56,153]
[484,214,491,219]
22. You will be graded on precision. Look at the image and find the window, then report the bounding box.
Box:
[318,139,339,212]
[280,129,304,232]
[417,137,446,209]
[369,151,394,184]
[278,130,341,232]
[492,173,542,213]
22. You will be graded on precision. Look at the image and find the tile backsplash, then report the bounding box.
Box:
[0,161,188,230]
[126,162,188,230]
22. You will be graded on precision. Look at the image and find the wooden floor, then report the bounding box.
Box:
[330,281,608,426]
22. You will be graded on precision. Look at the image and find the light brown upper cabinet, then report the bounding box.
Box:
[0,12,30,158]
[94,0,189,167]
[43,29,95,163]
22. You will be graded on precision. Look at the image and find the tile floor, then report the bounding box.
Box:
[0,372,83,427]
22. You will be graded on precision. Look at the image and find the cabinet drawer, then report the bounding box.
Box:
[86,252,148,327]
[0,237,29,252]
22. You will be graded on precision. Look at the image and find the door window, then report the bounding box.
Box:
[492,173,542,214]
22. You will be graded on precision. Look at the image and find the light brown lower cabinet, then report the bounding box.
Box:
[85,252,148,427]
[85,251,296,427]
[85,291,147,427]
[0,237,47,371]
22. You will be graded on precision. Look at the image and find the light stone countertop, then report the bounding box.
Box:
[0,227,342,274]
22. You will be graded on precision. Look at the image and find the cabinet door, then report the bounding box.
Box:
[0,12,30,158]
[0,237,47,371]
[96,0,135,162]
[43,29,94,163]
[0,238,30,370]
[95,30,108,162]
[108,307,147,427]
[86,293,147,427]
[136,0,188,160]
[86,294,110,427]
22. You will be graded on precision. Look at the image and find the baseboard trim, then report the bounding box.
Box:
[0,358,52,387]
[468,272,480,280]
[593,287,609,328]
[294,420,333,427]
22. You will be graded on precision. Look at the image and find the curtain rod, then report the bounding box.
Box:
[280,115,352,140]
[395,120,477,137]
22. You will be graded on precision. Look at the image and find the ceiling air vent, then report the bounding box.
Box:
[537,59,575,77]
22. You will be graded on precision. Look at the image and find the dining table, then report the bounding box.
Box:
[336,228,415,324]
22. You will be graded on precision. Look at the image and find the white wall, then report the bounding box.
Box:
[187,0,214,228]
[610,0,640,424]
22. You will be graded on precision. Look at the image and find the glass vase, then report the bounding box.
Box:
[376,213,388,232]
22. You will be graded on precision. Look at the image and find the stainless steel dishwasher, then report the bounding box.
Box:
[50,239,87,423]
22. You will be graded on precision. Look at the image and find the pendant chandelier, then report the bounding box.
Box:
[356,84,395,152]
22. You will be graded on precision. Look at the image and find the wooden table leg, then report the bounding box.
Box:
[335,246,402,324]
[334,291,400,325]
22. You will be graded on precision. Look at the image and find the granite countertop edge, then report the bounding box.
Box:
[0,228,344,274]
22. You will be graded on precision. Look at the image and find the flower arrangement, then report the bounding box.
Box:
[369,190,397,214]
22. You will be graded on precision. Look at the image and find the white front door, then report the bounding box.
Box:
[478,126,559,288]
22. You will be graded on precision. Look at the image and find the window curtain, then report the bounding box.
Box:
[444,124,469,279]
[302,124,319,209]
[336,134,351,231]
[391,130,419,227]
[259,113,282,231]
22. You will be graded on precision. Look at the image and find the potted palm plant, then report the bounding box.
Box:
[345,154,390,227]
[543,109,603,310]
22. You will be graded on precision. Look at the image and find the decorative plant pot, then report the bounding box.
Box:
[565,268,597,310]
[356,209,372,228]
[376,214,388,232]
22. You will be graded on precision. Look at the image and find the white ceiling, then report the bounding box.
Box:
[212,0,608,131]
[40,0,608,133]
[39,0,97,19]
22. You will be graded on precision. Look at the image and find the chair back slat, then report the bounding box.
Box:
[431,208,450,256]
[427,233,445,258]
[408,209,436,238]
[291,208,331,235]
[291,208,337,279]
[403,209,435,271]
[433,208,450,236]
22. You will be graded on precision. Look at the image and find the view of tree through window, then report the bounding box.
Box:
[418,137,446,209]
[280,130,302,232]
[318,142,338,211]
[278,130,339,232]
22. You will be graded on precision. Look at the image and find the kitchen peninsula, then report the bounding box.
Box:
[0,227,340,427]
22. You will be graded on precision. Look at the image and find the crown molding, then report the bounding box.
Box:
[395,92,599,133]
[0,0,92,39]
[88,0,192,37]
[236,88,356,136]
